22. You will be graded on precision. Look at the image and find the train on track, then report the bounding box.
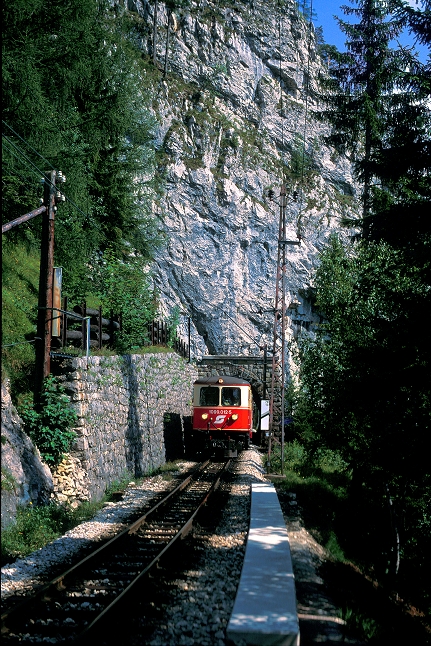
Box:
[191,375,256,457]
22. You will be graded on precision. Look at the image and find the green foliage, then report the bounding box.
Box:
[295,233,431,609]
[1,242,40,396]
[2,0,159,301]
[1,468,18,494]
[19,375,77,466]
[92,251,157,353]
[341,607,379,641]
[166,306,180,347]
[297,234,430,477]
[1,502,75,565]
[0,497,111,565]
[274,446,350,559]
[318,0,430,243]
[105,471,134,498]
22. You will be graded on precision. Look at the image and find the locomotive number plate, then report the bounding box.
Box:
[209,409,233,415]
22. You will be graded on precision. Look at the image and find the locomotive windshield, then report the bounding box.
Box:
[221,387,241,406]
[199,387,220,406]
[199,386,241,406]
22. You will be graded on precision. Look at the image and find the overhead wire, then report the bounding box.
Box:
[279,0,286,184]
[1,141,43,187]
[277,0,313,242]
[268,0,315,472]
[2,121,158,231]
[2,120,55,170]
[2,338,42,348]
[2,137,162,243]
[2,135,52,186]
[2,131,89,221]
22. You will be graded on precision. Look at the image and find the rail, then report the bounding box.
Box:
[1,460,230,643]
[51,299,189,360]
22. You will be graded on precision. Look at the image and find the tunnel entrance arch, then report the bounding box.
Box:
[196,355,274,447]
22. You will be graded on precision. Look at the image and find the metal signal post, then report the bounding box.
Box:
[267,185,300,475]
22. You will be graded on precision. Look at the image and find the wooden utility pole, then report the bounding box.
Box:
[34,171,57,405]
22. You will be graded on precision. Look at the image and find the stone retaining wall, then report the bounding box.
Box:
[51,454,90,509]
[59,352,199,502]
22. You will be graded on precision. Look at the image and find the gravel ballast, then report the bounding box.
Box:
[1,448,363,645]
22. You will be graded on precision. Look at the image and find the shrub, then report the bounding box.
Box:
[19,375,77,466]
[0,499,106,566]
[1,502,73,565]
[92,251,157,353]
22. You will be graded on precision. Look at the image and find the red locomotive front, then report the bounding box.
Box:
[192,376,253,457]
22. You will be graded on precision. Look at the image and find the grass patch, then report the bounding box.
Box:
[1,461,184,566]
[268,442,350,559]
[1,241,39,398]
[277,470,349,561]
[1,497,118,567]
[149,460,181,481]
[1,502,90,566]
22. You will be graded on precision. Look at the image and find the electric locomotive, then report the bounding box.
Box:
[192,376,253,457]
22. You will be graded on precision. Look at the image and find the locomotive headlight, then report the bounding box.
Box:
[231,414,239,421]
[202,413,209,420]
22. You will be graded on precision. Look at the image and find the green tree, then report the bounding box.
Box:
[308,1,430,601]
[318,0,406,237]
[296,234,430,600]
[2,0,159,299]
[92,251,158,353]
[365,0,431,251]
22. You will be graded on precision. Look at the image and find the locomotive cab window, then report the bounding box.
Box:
[221,387,241,407]
[199,386,220,406]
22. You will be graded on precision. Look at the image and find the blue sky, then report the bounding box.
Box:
[311,0,429,63]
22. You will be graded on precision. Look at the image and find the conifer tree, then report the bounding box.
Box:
[299,0,431,596]
[2,0,158,298]
[368,0,431,250]
[319,0,405,238]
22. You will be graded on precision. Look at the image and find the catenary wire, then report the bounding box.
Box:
[2,120,55,171]
[2,338,41,348]
[2,134,90,221]
[296,0,314,239]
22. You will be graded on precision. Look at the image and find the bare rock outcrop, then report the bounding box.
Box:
[1,381,54,530]
[134,0,359,360]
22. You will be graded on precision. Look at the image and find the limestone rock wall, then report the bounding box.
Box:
[1,381,54,530]
[129,0,359,362]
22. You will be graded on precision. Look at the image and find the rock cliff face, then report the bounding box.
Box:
[1,382,54,529]
[133,0,359,359]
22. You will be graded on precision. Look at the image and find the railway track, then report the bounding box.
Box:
[1,459,231,644]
